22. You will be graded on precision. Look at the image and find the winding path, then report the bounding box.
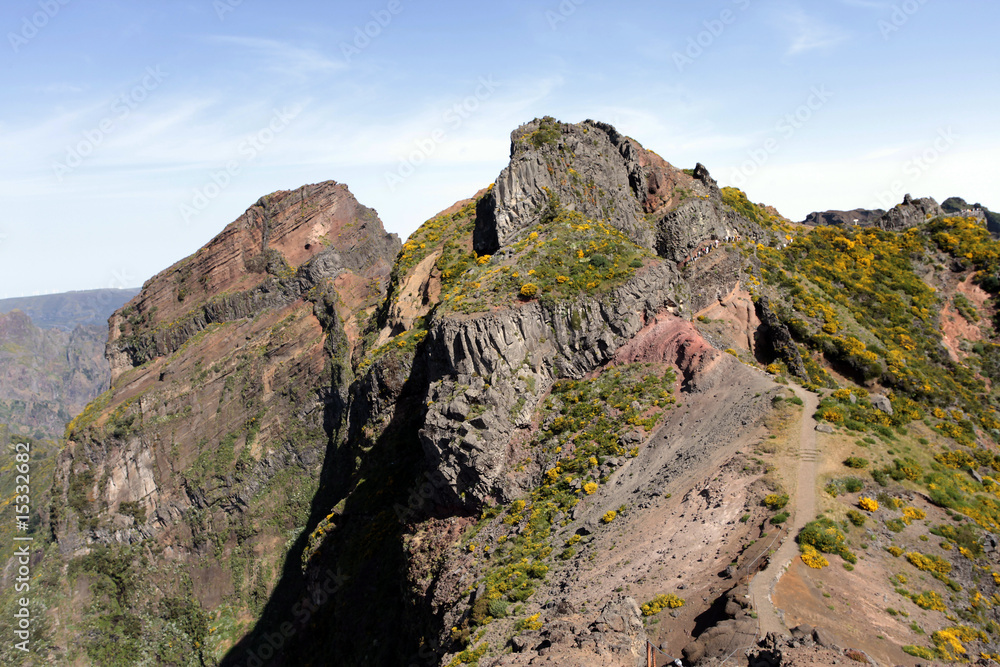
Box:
[748,385,820,637]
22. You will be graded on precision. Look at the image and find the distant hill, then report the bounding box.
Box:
[0,309,109,441]
[0,288,139,331]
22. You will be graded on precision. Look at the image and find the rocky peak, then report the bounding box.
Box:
[473,117,761,265]
[876,193,944,230]
[473,117,654,254]
[107,180,399,381]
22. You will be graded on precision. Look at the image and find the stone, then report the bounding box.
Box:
[871,394,893,415]
[816,423,835,434]
[682,640,706,664]
[791,624,815,639]
[813,627,836,648]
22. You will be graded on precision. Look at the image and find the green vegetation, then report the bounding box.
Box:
[458,363,676,631]
[439,194,652,314]
[797,516,857,564]
[758,222,1000,441]
[953,293,980,323]
[640,593,685,616]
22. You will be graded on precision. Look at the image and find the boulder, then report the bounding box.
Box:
[871,394,893,416]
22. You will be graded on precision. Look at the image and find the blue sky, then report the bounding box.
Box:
[1,0,998,298]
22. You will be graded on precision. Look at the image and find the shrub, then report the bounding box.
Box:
[798,516,856,563]
[902,506,926,523]
[764,494,789,510]
[859,497,878,512]
[906,551,952,576]
[514,613,544,631]
[601,510,617,524]
[902,645,938,660]
[910,590,946,611]
[487,599,509,619]
[641,594,685,616]
[887,546,904,557]
[801,544,829,569]
[844,457,869,469]
[583,482,598,495]
[844,477,864,493]
[770,511,790,525]
[846,509,866,527]
[886,518,906,532]
[519,283,538,299]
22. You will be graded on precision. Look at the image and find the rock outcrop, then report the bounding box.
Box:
[755,296,809,381]
[802,194,945,232]
[801,207,885,228]
[876,193,944,230]
[106,181,398,377]
[474,117,762,263]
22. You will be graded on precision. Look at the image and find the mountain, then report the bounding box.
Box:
[0,288,139,331]
[9,118,1000,666]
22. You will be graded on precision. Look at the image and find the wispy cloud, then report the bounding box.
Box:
[205,36,345,77]
[783,8,849,55]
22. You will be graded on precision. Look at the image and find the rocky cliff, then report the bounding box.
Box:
[41,180,400,664]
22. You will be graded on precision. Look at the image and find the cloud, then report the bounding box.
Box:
[782,8,849,55]
[205,35,345,77]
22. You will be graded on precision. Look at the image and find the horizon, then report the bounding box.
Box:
[2,0,998,298]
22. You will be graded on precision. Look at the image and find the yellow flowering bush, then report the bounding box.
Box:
[800,544,829,569]
[859,497,878,512]
[641,594,685,616]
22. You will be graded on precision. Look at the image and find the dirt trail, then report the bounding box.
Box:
[748,385,819,636]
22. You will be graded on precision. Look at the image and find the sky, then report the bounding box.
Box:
[1,0,998,298]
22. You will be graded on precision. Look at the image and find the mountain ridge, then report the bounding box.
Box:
[7,118,1000,666]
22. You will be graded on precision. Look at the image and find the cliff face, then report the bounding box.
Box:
[46,181,400,662]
